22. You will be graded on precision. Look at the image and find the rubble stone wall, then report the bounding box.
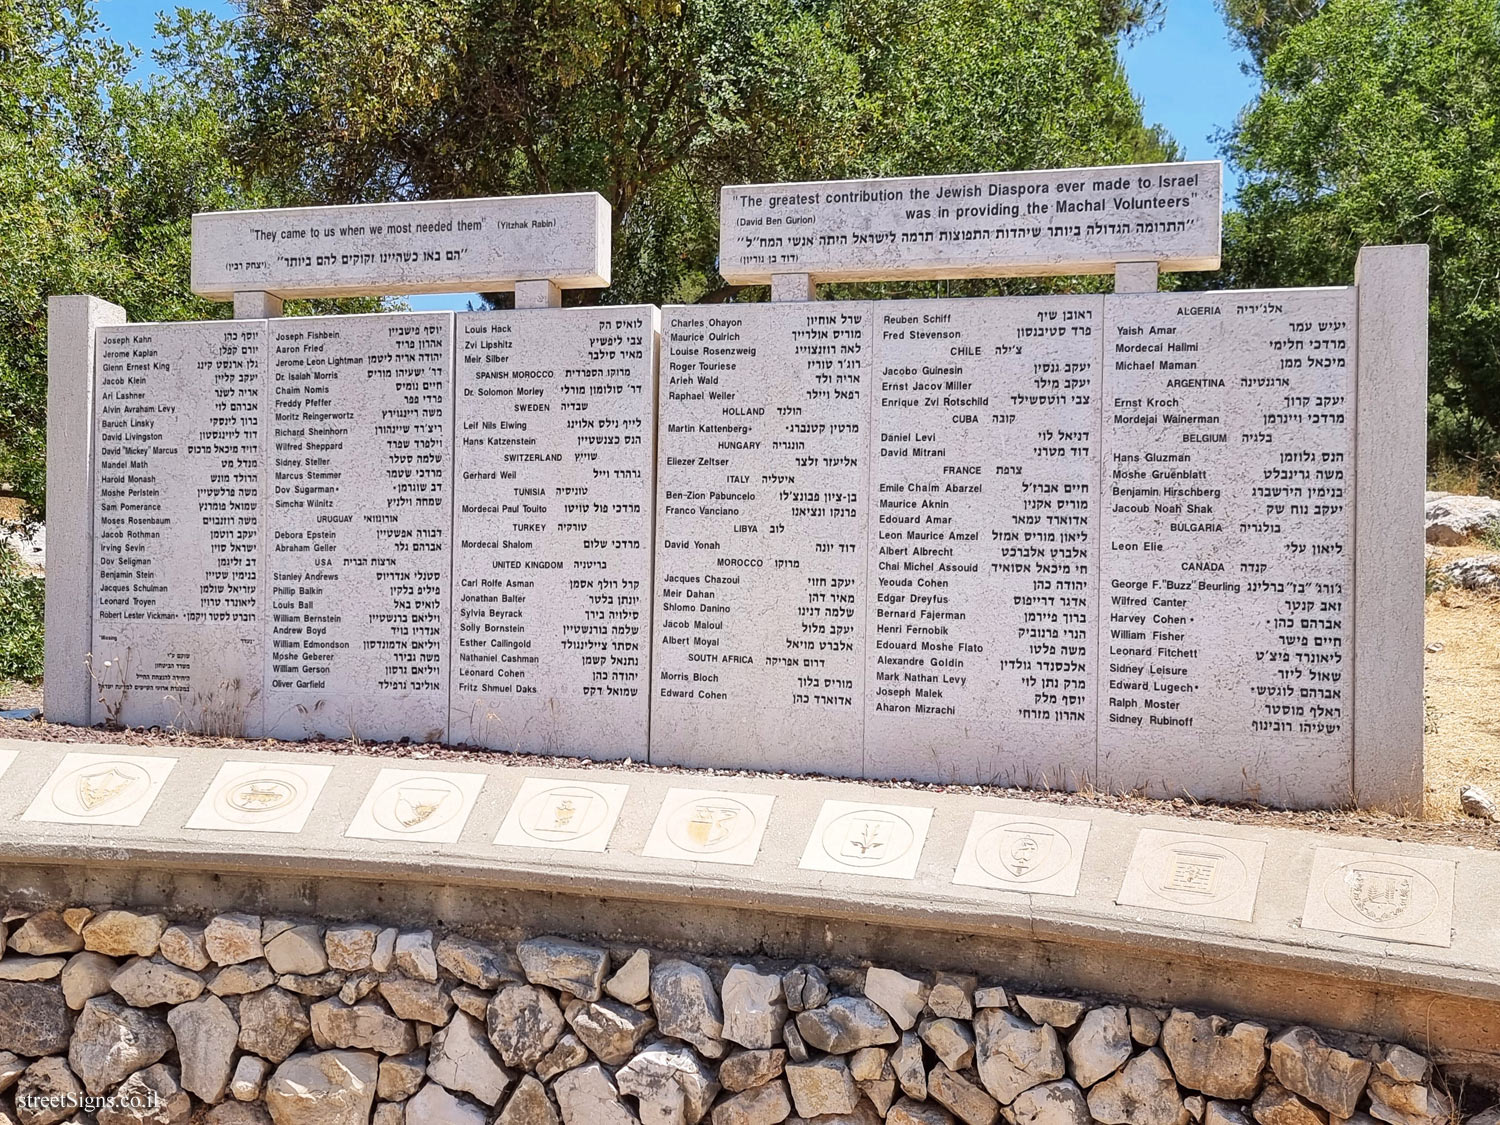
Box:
[0,904,1491,1125]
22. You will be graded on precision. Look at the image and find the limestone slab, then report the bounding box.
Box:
[650,302,873,774]
[90,320,268,732]
[448,307,658,757]
[1300,847,1455,948]
[191,194,610,299]
[1116,829,1267,921]
[798,799,933,880]
[0,749,16,783]
[184,760,333,833]
[1097,288,1357,807]
[953,812,1091,897]
[719,163,1221,284]
[863,295,1101,786]
[23,752,176,826]
[641,788,777,865]
[494,777,628,852]
[261,312,453,742]
[345,767,488,843]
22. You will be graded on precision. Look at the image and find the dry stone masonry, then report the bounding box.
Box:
[0,905,1488,1125]
[47,162,1426,808]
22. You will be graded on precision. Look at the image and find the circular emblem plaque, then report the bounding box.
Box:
[520,785,610,843]
[1142,839,1246,906]
[975,821,1073,885]
[212,770,309,825]
[1326,859,1436,929]
[54,760,151,818]
[665,795,757,855]
[821,808,915,869]
[373,775,466,835]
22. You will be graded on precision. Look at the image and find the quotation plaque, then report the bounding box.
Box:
[449,307,659,757]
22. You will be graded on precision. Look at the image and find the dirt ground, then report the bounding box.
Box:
[2,543,1497,850]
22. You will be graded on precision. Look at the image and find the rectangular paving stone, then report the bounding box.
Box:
[642,788,777,866]
[953,812,1091,897]
[798,799,934,880]
[345,767,489,844]
[183,760,333,833]
[1301,846,1456,948]
[494,777,629,852]
[22,752,177,827]
[1116,828,1268,922]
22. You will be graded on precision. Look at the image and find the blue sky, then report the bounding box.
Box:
[99,0,1256,312]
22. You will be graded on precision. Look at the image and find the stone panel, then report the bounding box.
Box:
[1097,288,1356,805]
[191,194,610,299]
[449,307,657,756]
[864,295,1101,785]
[262,312,453,741]
[650,302,873,773]
[91,320,267,732]
[719,163,1220,283]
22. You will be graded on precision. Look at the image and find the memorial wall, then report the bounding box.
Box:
[51,163,1425,808]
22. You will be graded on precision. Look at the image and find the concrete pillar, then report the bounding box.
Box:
[233,291,283,319]
[770,273,817,302]
[514,280,562,309]
[1114,262,1160,293]
[44,295,126,725]
[1353,244,1429,811]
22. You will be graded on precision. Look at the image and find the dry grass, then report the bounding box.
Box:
[1424,561,1500,820]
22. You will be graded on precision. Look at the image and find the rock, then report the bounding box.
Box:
[408,1081,488,1125]
[1011,1080,1093,1125]
[266,926,329,977]
[974,1009,1065,1104]
[9,911,84,956]
[371,927,398,973]
[617,1041,720,1125]
[437,935,516,989]
[231,1055,271,1101]
[1460,785,1498,821]
[379,977,454,1025]
[390,930,436,983]
[168,994,238,1101]
[1065,1005,1131,1088]
[0,1050,22,1093]
[111,956,205,1006]
[279,970,345,998]
[0,980,71,1055]
[720,1048,787,1092]
[1375,1046,1428,1084]
[782,1016,809,1063]
[487,984,566,1070]
[340,971,380,1005]
[428,1009,513,1106]
[96,1062,193,1124]
[849,1047,890,1082]
[0,956,65,981]
[310,996,417,1054]
[265,1050,378,1125]
[518,936,608,1001]
[372,1106,403,1125]
[1367,1075,1451,1125]
[377,1052,427,1101]
[919,1018,975,1070]
[974,987,1009,1010]
[1129,1008,1162,1047]
[262,918,296,944]
[892,1030,927,1099]
[1424,492,1500,545]
[209,1107,274,1125]
[205,914,263,966]
[1087,1049,1189,1125]
[711,1078,793,1125]
[81,910,167,958]
[498,1074,561,1125]
[782,964,829,1013]
[16,1056,84,1125]
[452,984,490,1020]
[653,959,727,1058]
[1015,995,1087,1031]
[69,996,172,1094]
[552,1061,640,1125]
[565,996,657,1065]
[323,924,380,972]
[1436,555,1500,590]
[929,1064,1000,1125]
[157,925,210,972]
[238,987,312,1063]
[889,1101,958,1125]
[1187,1096,1206,1120]
[795,996,898,1053]
[536,1033,590,1081]
[862,1073,899,1115]
[1268,1028,1372,1118]
[722,965,788,1050]
[60,951,116,1009]
[1251,1083,1328,1125]
[864,967,928,1031]
[786,1055,859,1117]
[209,960,276,996]
[1205,1102,1253,1125]
[606,949,652,1005]
[62,907,93,935]
[927,972,977,1020]
[1161,1011,1268,1100]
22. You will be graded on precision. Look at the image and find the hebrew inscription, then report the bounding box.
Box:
[450,307,658,756]
[92,320,266,731]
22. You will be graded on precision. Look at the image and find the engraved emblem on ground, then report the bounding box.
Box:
[389,781,460,831]
[1300,847,1456,948]
[954,811,1091,896]
[982,822,1070,882]
[345,767,488,844]
[23,753,178,827]
[74,763,148,816]
[643,788,777,865]
[225,778,299,814]
[1334,860,1435,928]
[1116,829,1267,921]
[185,762,332,833]
[495,778,628,852]
[799,800,933,880]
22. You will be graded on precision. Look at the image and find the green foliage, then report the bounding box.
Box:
[175,0,1178,307]
[1216,0,1327,70]
[1217,0,1500,462]
[0,543,44,684]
